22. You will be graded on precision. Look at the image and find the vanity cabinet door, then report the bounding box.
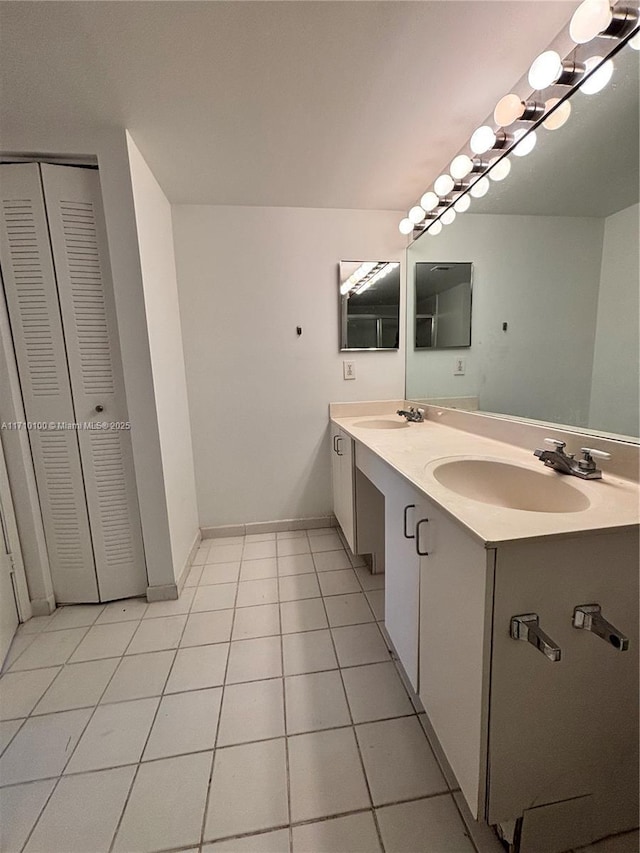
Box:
[384,478,423,692]
[487,530,639,843]
[418,500,494,820]
[330,427,356,552]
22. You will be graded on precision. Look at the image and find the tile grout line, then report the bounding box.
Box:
[278,542,294,853]
[198,535,243,850]
[314,557,388,853]
[108,580,196,853]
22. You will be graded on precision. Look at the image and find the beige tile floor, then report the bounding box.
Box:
[0,528,638,853]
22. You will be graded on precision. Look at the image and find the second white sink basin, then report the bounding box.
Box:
[429,458,591,513]
[354,419,409,430]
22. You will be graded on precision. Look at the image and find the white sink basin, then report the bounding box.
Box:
[429,458,591,513]
[354,419,409,430]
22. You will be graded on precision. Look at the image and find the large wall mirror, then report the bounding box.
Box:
[340,261,400,350]
[406,44,639,441]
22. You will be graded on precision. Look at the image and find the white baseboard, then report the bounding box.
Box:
[175,531,201,594]
[146,583,178,602]
[29,595,56,616]
[201,515,337,539]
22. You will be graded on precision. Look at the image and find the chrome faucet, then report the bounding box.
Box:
[397,407,425,423]
[533,439,611,480]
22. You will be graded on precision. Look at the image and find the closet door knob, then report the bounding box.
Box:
[95,405,104,413]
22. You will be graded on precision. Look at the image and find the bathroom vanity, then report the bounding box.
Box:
[329,401,639,853]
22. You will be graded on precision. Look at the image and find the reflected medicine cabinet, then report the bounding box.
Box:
[415,262,472,350]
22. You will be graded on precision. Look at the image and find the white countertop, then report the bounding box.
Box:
[331,412,640,547]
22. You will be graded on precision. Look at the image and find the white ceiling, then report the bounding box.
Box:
[0,1,578,209]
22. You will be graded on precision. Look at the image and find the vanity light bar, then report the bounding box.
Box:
[398,0,638,239]
[353,262,400,295]
[340,261,378,295]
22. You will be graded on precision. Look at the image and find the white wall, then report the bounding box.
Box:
[1,124,177,592]
[172,205,405,527]
[407,213,604,428]
[588,203,640,438]
[127,134,199,579]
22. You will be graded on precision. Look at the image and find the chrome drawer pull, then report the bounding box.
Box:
[572,604,629,651]
[510,614,561,662]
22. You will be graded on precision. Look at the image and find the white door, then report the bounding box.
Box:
[0,162,147,603]
[0,162,99,602]
[0,494,19,666]
[384,476,421,691]
[40,164,146,601]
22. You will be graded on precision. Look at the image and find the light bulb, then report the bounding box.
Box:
[399,218,413,235]
[512,129,537,157]
[450,154,473,179]
[581,56,614,94]
[434,174,455,197]
[454,194,471,213]
[494,94,525,126]
[528,50,562,89]
[409,205,426,224]
[420,191,439,212]
[629,32,640,50]
[470,126,497,155]
[489,157,511,181]
[470,177,490,198]
[429,221,443,236]
[441,209,456,226]
[543,97,572,130]
[570,0,613,44]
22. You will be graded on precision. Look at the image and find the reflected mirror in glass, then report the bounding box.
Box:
[339,261,400,350]
[415,262,472,349]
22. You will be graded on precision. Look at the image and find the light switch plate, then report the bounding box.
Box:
[343,360,356,380]
[454,358,466,375]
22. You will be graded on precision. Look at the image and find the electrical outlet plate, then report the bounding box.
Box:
[454,358,465,375]
[343,360,356,380]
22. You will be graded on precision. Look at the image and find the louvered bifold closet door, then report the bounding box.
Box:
[0,163,99,602]
[40,164,147,601]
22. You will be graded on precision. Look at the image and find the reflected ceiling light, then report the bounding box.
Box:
[434,174,455,196]
[470,125,497,154]
[454,194,471,213]
[512,129,537,157]
[489,157,511,181]
[494,94,545,125]
[450,154,473,179]
[429,221,443,236]
[629,31,640,49]
[356,262,400,294]
[409,205,426,224]
[570,0,613,43]
[441,209,457,226]
[470,177,490,198]
[543,97,572,129]
[581,55,614,93]
[420,191,439,212]
[398,218,414,235]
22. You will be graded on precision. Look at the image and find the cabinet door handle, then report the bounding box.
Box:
[573,604,629,651]
[336,436,343,456]
[332,435,339,453]
[510,613,562,662]
[415,517,429,556]
[403,504,416,539]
